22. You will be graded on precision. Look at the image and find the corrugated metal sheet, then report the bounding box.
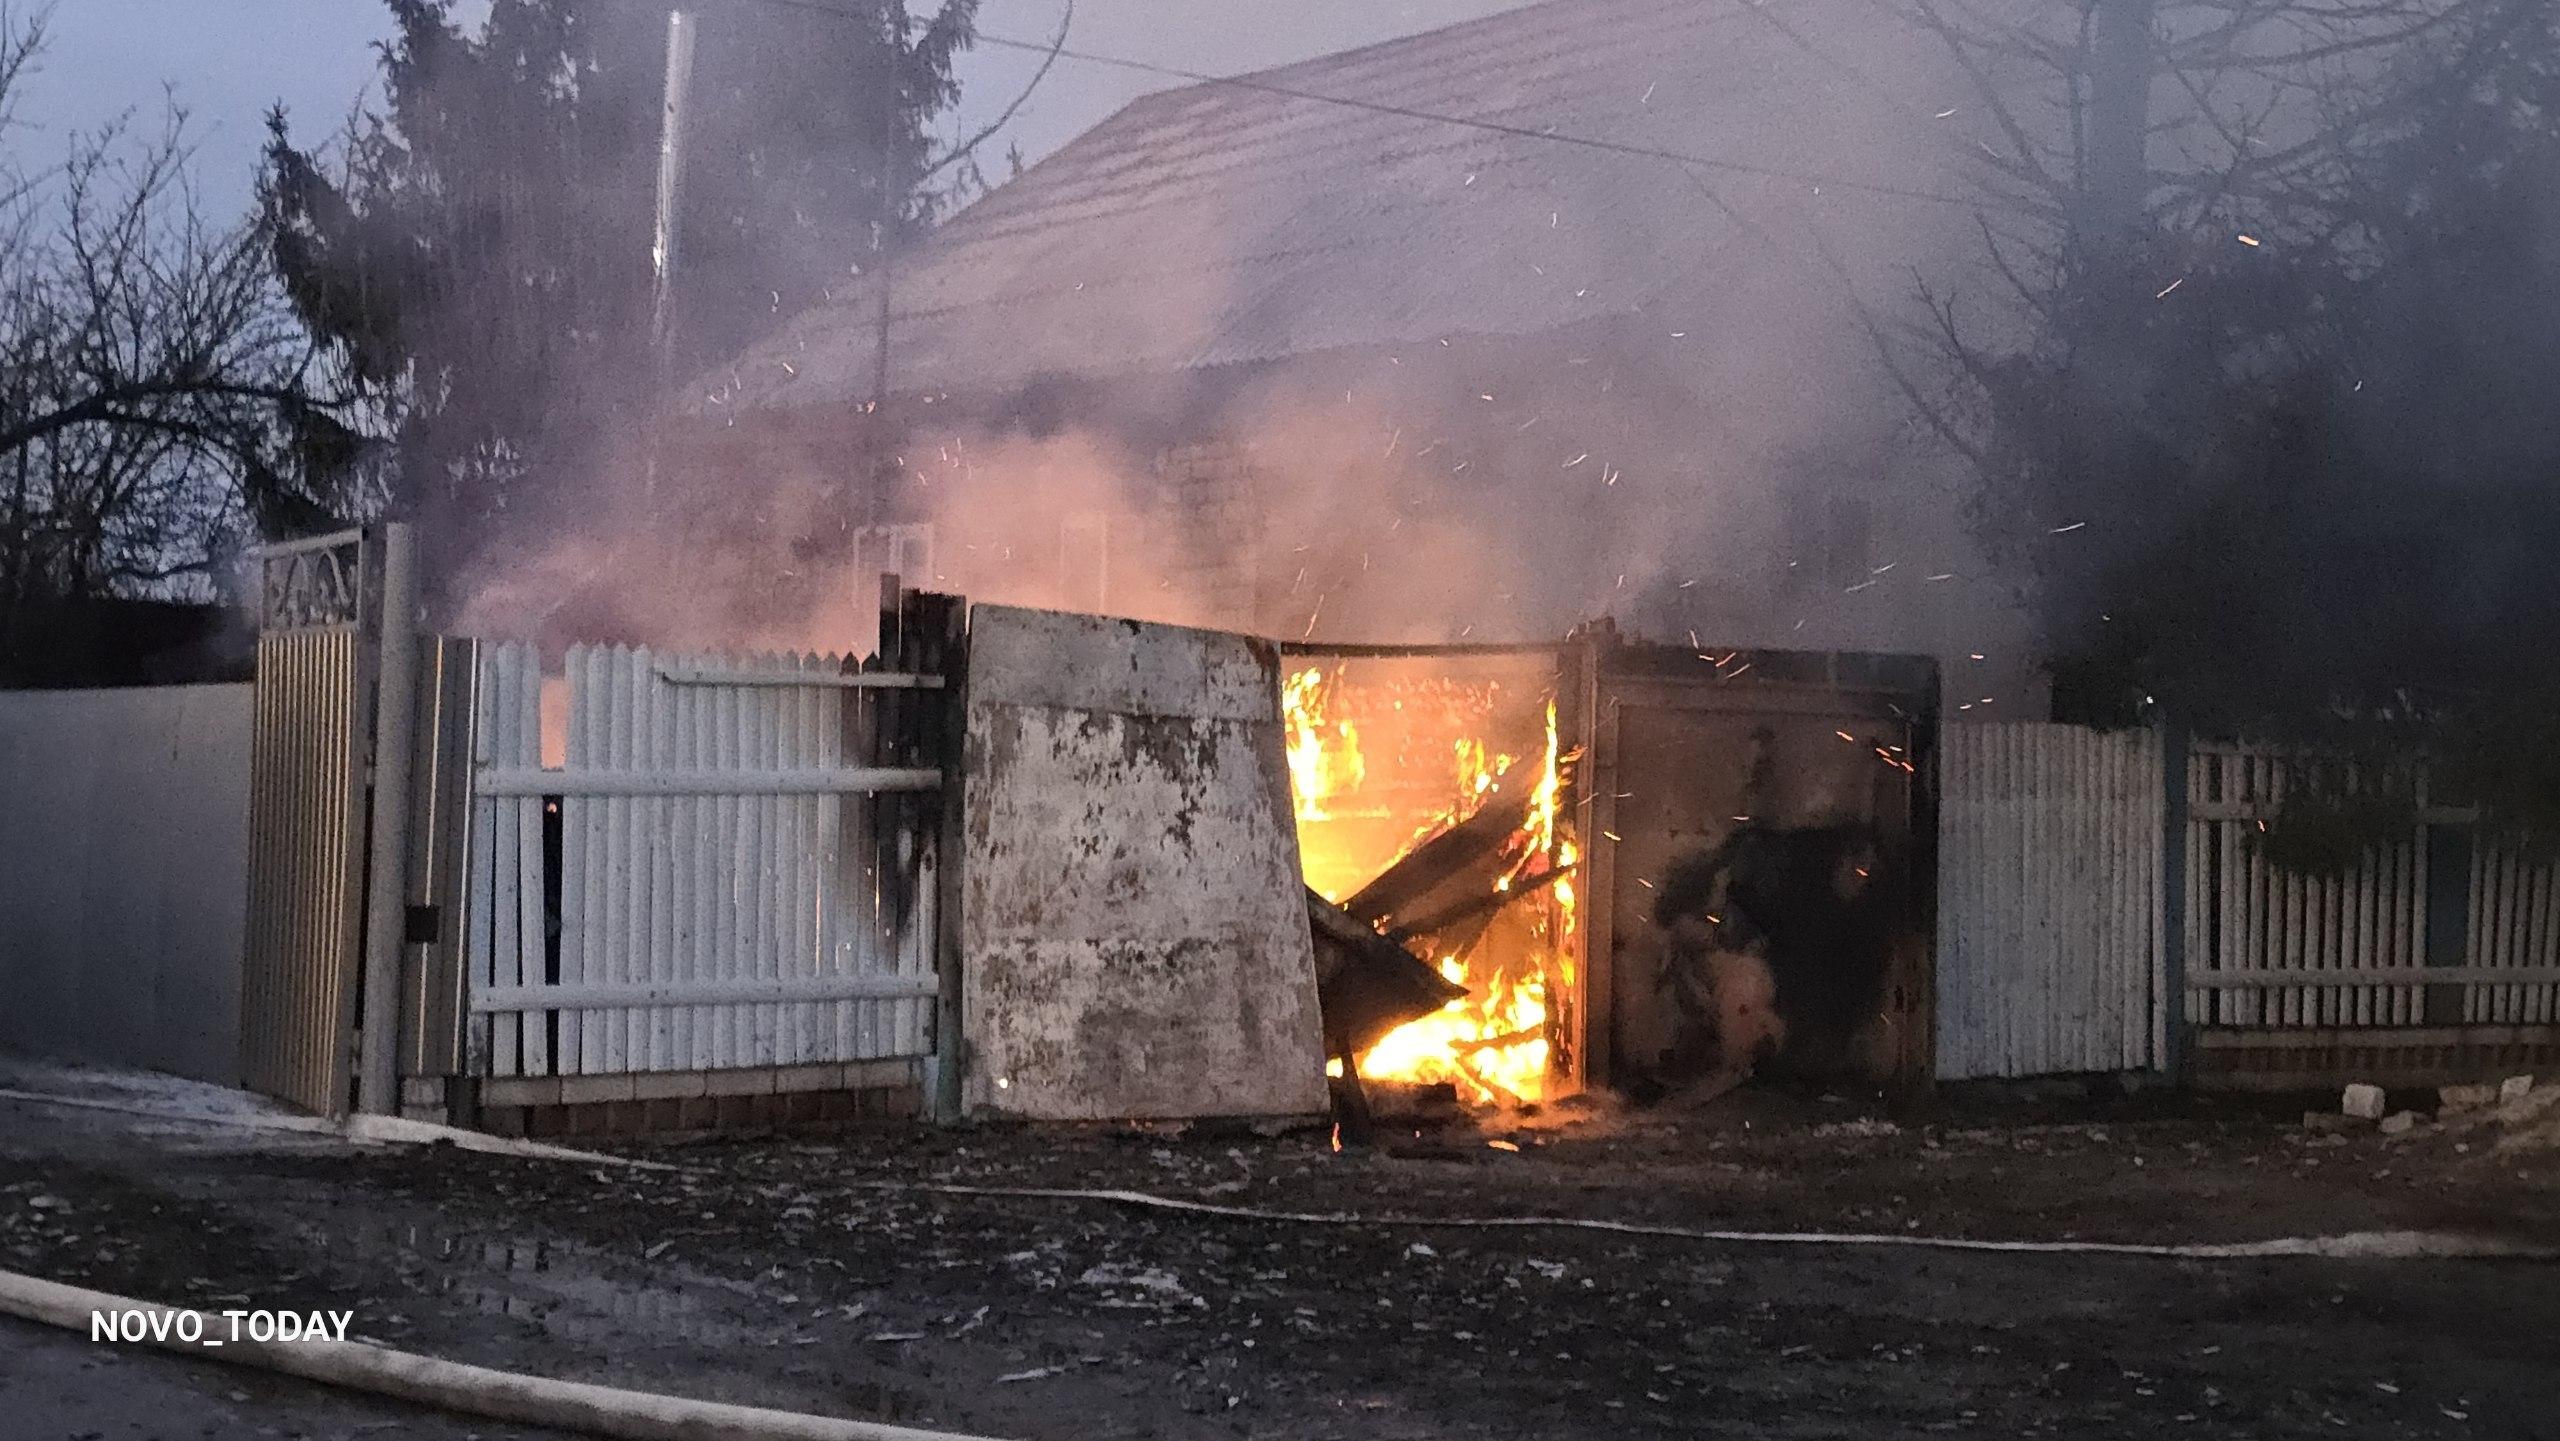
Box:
[1935,723,2165,1080]
[699,0,1972,409]
[239,625,369,1115]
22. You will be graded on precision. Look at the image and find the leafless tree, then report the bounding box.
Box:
[1865,0,2534,565]
[0,6,365,632]
[1868,0,2560,836]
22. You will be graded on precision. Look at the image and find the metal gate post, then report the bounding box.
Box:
[357,522,421,1114]
[2159,719,2190,1080]
[929,594,970,1123]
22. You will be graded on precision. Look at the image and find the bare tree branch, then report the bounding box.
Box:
[920,0,1069,183]
[0,7,357,621]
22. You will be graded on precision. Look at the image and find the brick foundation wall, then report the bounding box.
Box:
[424,1059,930,1137]
[479,1083,925,1139]
[2189,1024,2560,1092]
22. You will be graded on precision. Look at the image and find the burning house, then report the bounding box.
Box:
[634,0,1995,1110]
[665,0,2022,684]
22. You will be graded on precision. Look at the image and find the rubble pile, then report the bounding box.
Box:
[2484,1078,2560,1155]
[2308,1075,2552,1151]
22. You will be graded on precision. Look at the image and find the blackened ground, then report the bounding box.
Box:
[2,1080,2555,1441]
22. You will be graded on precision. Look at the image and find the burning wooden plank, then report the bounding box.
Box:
[1309,887,1465,1058]
[1341,769,1535,930]
[1306,887,1465,1143]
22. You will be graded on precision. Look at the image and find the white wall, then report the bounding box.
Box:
[0,684,251,1084]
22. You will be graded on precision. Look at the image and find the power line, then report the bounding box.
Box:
[660,0,1994,212]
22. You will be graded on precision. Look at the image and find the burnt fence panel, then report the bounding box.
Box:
[462,639,947,1080]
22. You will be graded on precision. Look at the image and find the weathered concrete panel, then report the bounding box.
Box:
[0,684,251,1084]
[960,606,1326,1120]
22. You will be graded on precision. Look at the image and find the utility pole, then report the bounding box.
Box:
[644,7,697,509]
[651,7,697,365]
[2081,0,2159,299]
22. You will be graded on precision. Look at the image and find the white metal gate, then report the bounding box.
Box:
[462,640,951,1079]
[239,530,377,1115]
[1937,725,2560,1083]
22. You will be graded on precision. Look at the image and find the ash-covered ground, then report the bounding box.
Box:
[3,1070,2556,1440]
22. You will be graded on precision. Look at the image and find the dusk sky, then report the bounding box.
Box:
[15,0,1535,219]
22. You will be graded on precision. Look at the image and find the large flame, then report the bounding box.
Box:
[1287,664,1578,1106]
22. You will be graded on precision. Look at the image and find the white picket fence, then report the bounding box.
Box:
[1935,723,2166,1079]
[2466,839,2560,1024]
[1939,725,2560,1080]
[465,643,945,1078]
[2184,745,2560,1027]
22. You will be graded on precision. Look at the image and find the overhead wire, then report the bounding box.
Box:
[623,0,2000,212]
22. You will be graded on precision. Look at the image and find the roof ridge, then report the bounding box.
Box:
[941,0,1760,240]
[1231,0,1682,93]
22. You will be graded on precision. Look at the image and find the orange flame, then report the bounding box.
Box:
[1286,666,1578,1107]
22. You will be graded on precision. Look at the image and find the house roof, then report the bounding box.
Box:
[699,0,1972,414]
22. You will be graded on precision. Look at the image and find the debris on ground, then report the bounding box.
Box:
[2378,1111,2419,1136]
[2438,1082,2500,1113]
[2490,1079,2560,1154]
[1810,1117,1900,1140]
[2341,1082,2386,1119]
[8,1069,2560,1439]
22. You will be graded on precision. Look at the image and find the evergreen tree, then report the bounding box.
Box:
[262,0,979,595]
[1911,0,2560,839]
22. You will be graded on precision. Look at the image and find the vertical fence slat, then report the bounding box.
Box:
[698,648,725,1071]
[663,648,691,1071]
[514,648,550,1078]
[561,655,590,1074]
[636,646,667,1071]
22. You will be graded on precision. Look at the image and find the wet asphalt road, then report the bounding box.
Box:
[0,1316,574,1441]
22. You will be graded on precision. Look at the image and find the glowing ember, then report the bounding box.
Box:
[1284,665,1579,1106]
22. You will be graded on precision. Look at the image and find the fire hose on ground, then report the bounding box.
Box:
[0,1268,1005,1441]
[2,1082,2552,1441]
